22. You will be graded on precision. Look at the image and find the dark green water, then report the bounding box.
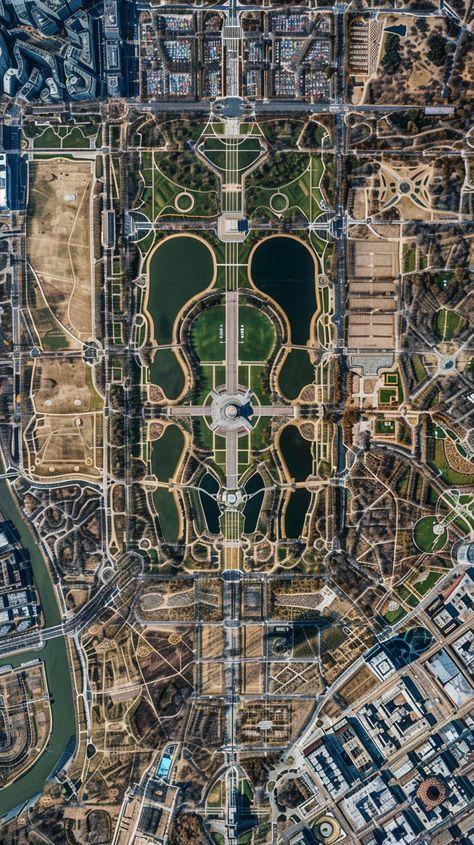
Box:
[198,473,220,534]
[0,639,76,815]
[243,473,264,534]
[278,349,314,400]
[153,488,180,543]
[250,237,316,345]
[0,480,60,626]
[150,425,184,483]
[0,479,75,816]
[147,236,215,345]
[279,425,313,481]
[285,488,311,539]
[151,425,185,543]
[149,348,185,400]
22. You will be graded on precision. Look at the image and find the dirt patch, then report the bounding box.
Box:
[32,359,102,414]
[444,438,474,475]
[242,625,264,658]
[27,158,94,342]
[349,238,399,277]
[338,663,378,704]
[27,412,102,479]
[201,625,224,658]
[368,17,453,105]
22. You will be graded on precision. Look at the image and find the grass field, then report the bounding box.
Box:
[411,354,427,382]
[28,124,100,150]
[435,308,464,341]
[414,570,443,595]
[379,387,398,406]
[403,244,416,272]
[383,606,407,624]
[137,152,218,221]
[191,306,226,362]
[200,136,262,173]
[375,419,396,435]
[429,436,474,486]
[246,155,325,223]
[42,331,69,350]
[413,516,447,552]
[191,305,275,363]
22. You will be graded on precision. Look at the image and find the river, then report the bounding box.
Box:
[0,478,76,817]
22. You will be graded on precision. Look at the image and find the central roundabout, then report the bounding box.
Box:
[209,387,255,435]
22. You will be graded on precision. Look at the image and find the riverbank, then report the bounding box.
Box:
[0,478,76,817]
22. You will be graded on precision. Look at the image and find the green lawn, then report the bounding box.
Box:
[413,516,447,552]
[250,416,271,452]
[249,364,271,404]
[33,127,61,148]
[63,127,91,148]
[195,364,215,404]
[239,306,276,361]
[406,593,419,608]
[379,387,398,405]
[201,136,262,173]
[271,193,287,212]
[192,304,275,364]
[151,163,218,219]
[383,606,407,624]
[375,419,396,435]
[193,417,213,451]
[42,331,69,350]
[436,270,454,289]
[192,306,226,361]
[435,308,464,341]
[429,437,474,486]
[32,125,94,149]
[403,244,416,272]
[411,354,427,382]
[414,570,443,596]
[246,155,324,222]
[240,779,253,802]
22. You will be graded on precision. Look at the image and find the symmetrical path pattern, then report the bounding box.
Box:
[1,0,473,843]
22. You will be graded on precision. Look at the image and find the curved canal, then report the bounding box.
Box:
[250,236,317,346]
[147,235,215,346]
[0,478,76,816]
